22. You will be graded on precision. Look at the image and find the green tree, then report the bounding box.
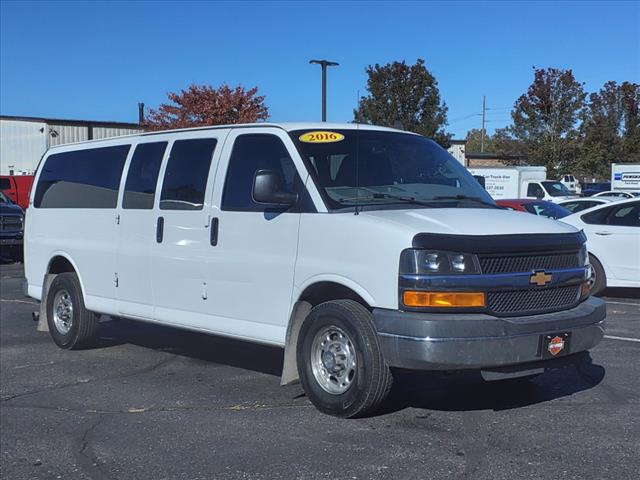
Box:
[464,128,487,153]
[579,81,640,178]
[354,59,451,147]
[511,68,586,175]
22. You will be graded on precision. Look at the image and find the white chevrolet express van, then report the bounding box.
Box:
[25,123,606,417]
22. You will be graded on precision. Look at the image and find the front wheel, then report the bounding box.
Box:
[296,300,393,418]
[589,254,606,296]
[46,272,98,349]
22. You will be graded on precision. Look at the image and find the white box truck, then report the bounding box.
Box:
[611,163,640,192]
[468,166,578,203]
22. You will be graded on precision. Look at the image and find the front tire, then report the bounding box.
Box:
[46,272,98,349]
[296,300,393,418]
[589,254,606,296]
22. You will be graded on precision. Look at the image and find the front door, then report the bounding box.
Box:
[205,129,308,345]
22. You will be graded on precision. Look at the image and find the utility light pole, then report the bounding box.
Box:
[310,59,339,122]
[480,95,486,153]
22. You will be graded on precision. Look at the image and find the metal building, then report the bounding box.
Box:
[447,139,466,166]
[0,115,142,175]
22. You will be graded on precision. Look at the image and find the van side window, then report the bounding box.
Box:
[221,134,298,211]
[159,138,217,210]
[34,145,130,208]
[123,142,167,209]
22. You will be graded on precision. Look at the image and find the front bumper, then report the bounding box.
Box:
[373,296,605,371]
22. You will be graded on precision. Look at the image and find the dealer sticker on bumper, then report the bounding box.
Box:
[541,332,572,359]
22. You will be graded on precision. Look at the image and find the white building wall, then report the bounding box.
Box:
[0,119,47,175]
[447,142,466,166]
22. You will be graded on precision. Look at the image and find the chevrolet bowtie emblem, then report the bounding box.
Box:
[530,271,552,286]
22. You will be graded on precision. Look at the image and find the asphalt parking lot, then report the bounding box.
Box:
[1,262,638,480]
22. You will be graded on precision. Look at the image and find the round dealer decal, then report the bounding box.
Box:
[299,131,345,143]
[548,336,565,356]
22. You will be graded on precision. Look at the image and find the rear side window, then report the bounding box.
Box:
[34,145,130,208]
[221,134,298,212]
[159,138,217,210]
[123,142,167,209]
[0,178,11,190]
[582,202,640,226]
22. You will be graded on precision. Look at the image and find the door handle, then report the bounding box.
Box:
[595,231,612,236]
[210,217,219,246]
[156,216,164,243]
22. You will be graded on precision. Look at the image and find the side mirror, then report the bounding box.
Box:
[252,169,298,206]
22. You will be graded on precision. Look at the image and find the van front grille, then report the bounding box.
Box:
[487,285,581,316]
[0,215,23,232]
[479,252,580,274]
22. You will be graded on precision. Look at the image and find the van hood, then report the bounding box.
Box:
[362,207,578,236]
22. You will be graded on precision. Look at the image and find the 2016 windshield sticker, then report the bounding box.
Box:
[299,131,345,143]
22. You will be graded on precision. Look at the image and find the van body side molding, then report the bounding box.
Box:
[411,231,586,254]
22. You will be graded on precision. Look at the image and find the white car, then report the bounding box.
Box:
[593,190,639,199]
[25,122,605,417]
[561,198,640,293]
[558,197,616,214]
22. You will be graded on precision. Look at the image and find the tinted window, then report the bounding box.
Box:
[0,178,11,190]
[34,145,130,208]
[608,202,640,227]
[582,206,612,225]
[561,200,598,213]
[159,139,217,210]
[123,142,167,209]
[221,134,299,211]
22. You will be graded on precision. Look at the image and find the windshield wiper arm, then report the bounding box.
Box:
[368,192,436,206]
[431,195,498,208]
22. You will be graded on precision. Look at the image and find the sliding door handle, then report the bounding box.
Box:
[156,216,164,243]
[210,217,219,246]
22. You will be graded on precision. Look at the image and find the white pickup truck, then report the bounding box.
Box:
[469,166,578,203]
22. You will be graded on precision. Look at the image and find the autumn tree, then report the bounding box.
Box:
[354,59,451,147]
[144,84,269,131]
[511,68,586,175]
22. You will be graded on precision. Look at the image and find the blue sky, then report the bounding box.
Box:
[1,1,639,138]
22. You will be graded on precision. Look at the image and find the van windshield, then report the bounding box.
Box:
[290,129,495,210]
[542,181,573,197]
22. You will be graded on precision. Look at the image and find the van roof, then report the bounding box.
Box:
[46,122,410,149]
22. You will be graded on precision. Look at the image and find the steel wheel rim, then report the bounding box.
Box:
[52,289,73,335]
[310,325,357,395]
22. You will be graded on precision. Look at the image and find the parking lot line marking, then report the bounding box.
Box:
[604,335,640,343]
[0,299,38,306]
[604,301,640,307]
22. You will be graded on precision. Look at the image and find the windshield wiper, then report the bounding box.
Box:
[337,188,438,207]
[431,195,498,208]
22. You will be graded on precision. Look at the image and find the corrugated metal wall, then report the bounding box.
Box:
[93,127,141,139]
[47,124,89,146]
[1,119,143,174]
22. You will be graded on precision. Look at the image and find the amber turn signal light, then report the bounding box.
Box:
[403,291,485,308]
[580,281,591,298]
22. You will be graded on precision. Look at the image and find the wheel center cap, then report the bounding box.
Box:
[322,351,336,370]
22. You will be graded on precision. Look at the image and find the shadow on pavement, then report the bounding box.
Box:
[601,287,640,300]
[96,318,284,377]
[381,352,604,414]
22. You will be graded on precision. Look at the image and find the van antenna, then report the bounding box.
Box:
[355,90,360,215]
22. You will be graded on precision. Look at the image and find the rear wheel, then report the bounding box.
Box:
[297,300,393,418]
[46,272,98,349]
[589,254,606,295]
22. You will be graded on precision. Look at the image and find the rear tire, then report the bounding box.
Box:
[296,300,393,418]
[46,272,98,349]
[589,254,606,296]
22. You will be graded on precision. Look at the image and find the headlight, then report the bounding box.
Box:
[400,249,481,275]
[578,244,588,266]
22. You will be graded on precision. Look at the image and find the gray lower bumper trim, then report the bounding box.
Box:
[374,297,606,371]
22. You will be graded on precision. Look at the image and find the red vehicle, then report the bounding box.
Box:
[0,175,34,210]
[496,198,571,220]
